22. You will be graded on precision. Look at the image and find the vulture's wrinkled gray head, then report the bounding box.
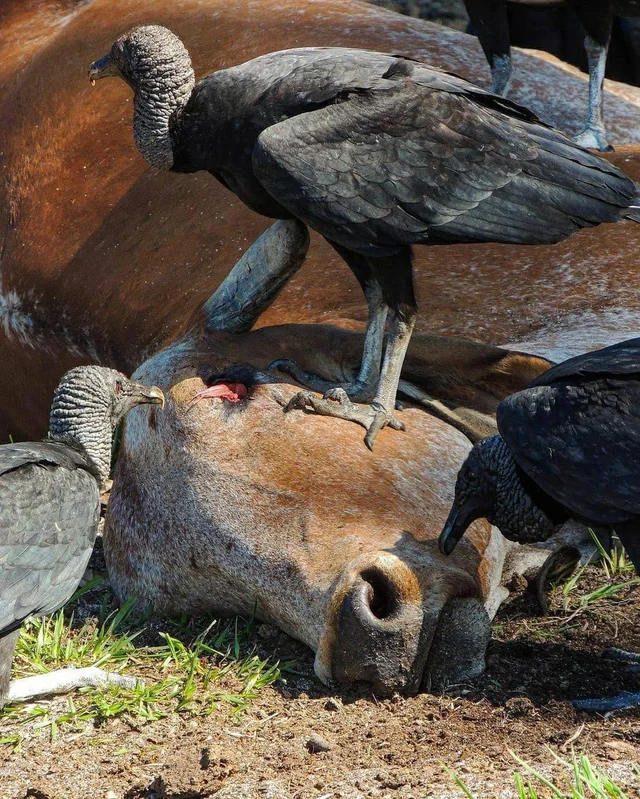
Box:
[439,434,561,555]
[89,25,195,169]
[49,366,164,488]
[438,435,504,555]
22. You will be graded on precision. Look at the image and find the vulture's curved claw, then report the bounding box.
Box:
[269,359,376,403]
[574,128,613,153]
[283,388,403,450]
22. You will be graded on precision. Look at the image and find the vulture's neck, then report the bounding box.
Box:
[49,408,114,490]
[133,72,195,170]
[490,445,564,543]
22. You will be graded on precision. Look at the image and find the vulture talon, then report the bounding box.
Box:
[572,691,640,715]
[270,359,377,404]
[284,389,402,448]
[575,128,613,153]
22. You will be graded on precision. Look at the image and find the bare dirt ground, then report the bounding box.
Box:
[1,522,639,799]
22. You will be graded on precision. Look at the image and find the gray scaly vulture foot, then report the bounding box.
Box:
[5,667,142,705]
[572,649,640,714]
[283,388,404,450]
[574,127,613,153]
[572,692,640,714]
[269,359,377,404]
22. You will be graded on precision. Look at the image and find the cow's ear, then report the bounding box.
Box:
[398,335,553,443]
[201,219,309,334]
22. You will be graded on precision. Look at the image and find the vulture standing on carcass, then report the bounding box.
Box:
[438,338,640,713]
[0,367,164,708]
[463,0,640,151]
[90,27,640,449]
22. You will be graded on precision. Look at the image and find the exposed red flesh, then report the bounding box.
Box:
[189,382,248,407]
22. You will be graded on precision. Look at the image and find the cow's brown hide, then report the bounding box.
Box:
[2,0,640,439]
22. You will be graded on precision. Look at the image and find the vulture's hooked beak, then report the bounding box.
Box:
[438,499,484,556]
[88,53,119,85]
[141,386,165,409]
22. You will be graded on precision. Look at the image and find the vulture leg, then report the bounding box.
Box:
[5,666,140,705]
[570,1,614,152]
[574,35,612,152]
[283,249,416,449]
[464,0,513,95]
[271,279,387,401]
[363,309,417,450]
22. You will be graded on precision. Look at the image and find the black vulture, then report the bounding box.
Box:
[438,338,640,713]
[89,28,640,449]
[463,0,640,151]
[0,366,164,708]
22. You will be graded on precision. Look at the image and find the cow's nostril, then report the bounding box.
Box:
[360,568,399,620]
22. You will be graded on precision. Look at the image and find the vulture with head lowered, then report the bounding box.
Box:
[90,28,640,449]
[439,338,640,714]
[0,366,163,709]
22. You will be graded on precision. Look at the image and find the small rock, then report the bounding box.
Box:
[508,574,528,592]
[256,623,278,639]
[325,697,343,712]
[106,792,117,799]
[604,740,638,760]
[306,733,333,753]
[504,696,535,717]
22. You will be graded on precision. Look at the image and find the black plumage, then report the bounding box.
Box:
[439,338,640,567]
[171,47,638,248]
[438,338,640,713]
[0,367,163,708]
[499,338,640,553]
[90,33,640,447]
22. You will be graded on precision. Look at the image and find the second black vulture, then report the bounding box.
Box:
[463,0,640,151]
[0,366,163,709]
[438,338,640,713]
[89,28,640,448]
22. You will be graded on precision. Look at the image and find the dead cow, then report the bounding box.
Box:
[3,0,640,442]
[105,220,583,696]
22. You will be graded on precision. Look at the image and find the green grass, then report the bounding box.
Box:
[0,585,296,750]
[560,532,640,616]
[444,750,637,798]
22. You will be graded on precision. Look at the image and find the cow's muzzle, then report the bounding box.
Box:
[318,553,492,697]
[329,561,437,696]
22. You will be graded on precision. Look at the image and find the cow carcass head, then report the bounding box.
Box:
[104,220,574,695]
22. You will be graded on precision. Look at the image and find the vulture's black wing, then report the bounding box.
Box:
[497,362,640,525]
[253,58,636,257]
[0,442,100,638]
[529,338,640,387]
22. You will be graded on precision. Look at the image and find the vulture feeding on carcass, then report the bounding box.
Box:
[463,0,640,151]
[0,367,164,709]
[90,27,640,449]
[438,338,640,713]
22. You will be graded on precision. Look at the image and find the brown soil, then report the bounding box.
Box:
[1,533,639,799]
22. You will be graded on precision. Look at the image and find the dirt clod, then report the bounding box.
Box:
[306,733,334,753]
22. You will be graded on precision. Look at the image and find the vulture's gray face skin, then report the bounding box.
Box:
[439,434,561,555]
[439,437,501,556]
[89,25,195,169]
[49,366,164,489]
